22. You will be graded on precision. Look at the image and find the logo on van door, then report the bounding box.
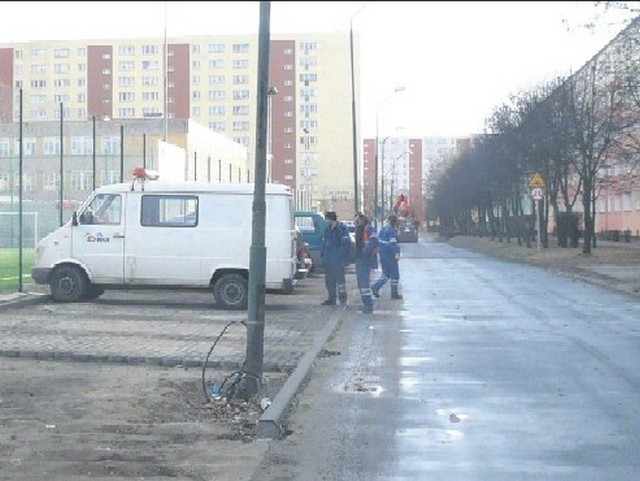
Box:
[86,232,110,243]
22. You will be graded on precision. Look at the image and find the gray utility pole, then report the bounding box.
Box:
[245,1,271,389]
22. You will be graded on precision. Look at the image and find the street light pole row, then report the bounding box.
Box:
[374,86,404,226]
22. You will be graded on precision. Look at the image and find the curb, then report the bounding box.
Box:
[0,292,48,311]
[257,304,348,439]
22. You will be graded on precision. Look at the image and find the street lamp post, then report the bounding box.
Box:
[379,136,391,220]
[267,86,278,183]
[374,86,404,226]
[349,2,368,214]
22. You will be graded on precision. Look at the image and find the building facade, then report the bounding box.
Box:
[0,118,247,246]
[362,136,470,226]
[0,31,358,219]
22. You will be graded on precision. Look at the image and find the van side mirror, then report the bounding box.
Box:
[72,211,78,226]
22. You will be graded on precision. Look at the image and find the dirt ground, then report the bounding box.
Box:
[0,358,275,481]
[445,234,640,299]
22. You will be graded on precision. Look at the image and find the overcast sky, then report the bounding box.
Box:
[1,1,637,138]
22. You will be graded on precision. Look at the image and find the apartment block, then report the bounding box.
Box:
[0,31,358,218]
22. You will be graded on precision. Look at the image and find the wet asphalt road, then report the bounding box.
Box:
[254,237,640,480]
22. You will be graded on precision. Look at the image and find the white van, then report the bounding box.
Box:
[31,177,297,310]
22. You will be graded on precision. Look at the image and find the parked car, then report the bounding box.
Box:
[294,211,326,272]
[294,226,313,279]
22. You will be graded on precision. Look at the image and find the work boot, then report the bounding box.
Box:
[339,297,347,306]
[371,286,380,298]
[360,307,373,314]
[321,299,337,306]
[391,294,403,300]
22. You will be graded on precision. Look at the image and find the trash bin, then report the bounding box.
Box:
[624,229,631,243]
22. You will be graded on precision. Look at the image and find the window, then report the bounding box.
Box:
[208,43,225,53]
[72,136,93,155]
[54,64,70,74]
[233,59,249,69]
[209,90,225,100]
[192,44,201,54]
[31,48,46,58]
[300,57,317,68]
[118,92,135,102]
[233,75,249,85]
[118,45,135,55]
[210,121,225,131]
[72,171,93,192]
[209,59,225,68]
[119,76,135,87]
[142,107,162,118]
[233,121,250,131]
[31,64,46,73]
[54,48,70,58]
[209,75,225,84]
[43,137,61,156]
[118,107,135,118]
[142,76,159,86]
[142,60,160,70]
[141,195,198,227]
[79,193,122,225]
[232,43,250,54]
[43,172,58,191]
[31,109,47,120]
[300,104,318,114]
[101,137,121,155]
[142,45,159,55]
[53,94,70,103]
[30,94,47,104]
[209,105,225,115]
[119,60,135,71]
[143,91,159,101]
[233,105,249,115]
[0,140,12,157]
[233,90,250,100]
[16,138,36,156]
[299,42,318,53]
[233,136,250,146]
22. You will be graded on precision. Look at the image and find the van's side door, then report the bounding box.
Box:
[73,192,126,283]
[124,193,201,285]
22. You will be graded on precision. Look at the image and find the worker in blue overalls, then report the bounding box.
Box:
[354,212,378,314]
[320,211,352,306]
[371,214,403,300]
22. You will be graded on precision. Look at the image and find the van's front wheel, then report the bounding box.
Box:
[213,273,248,310]
[50,265,87,302]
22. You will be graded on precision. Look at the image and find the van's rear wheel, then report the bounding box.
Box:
[213,273,248,310]
[50,265,87,302]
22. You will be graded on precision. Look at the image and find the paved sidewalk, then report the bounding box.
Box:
[0,271,372,481]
